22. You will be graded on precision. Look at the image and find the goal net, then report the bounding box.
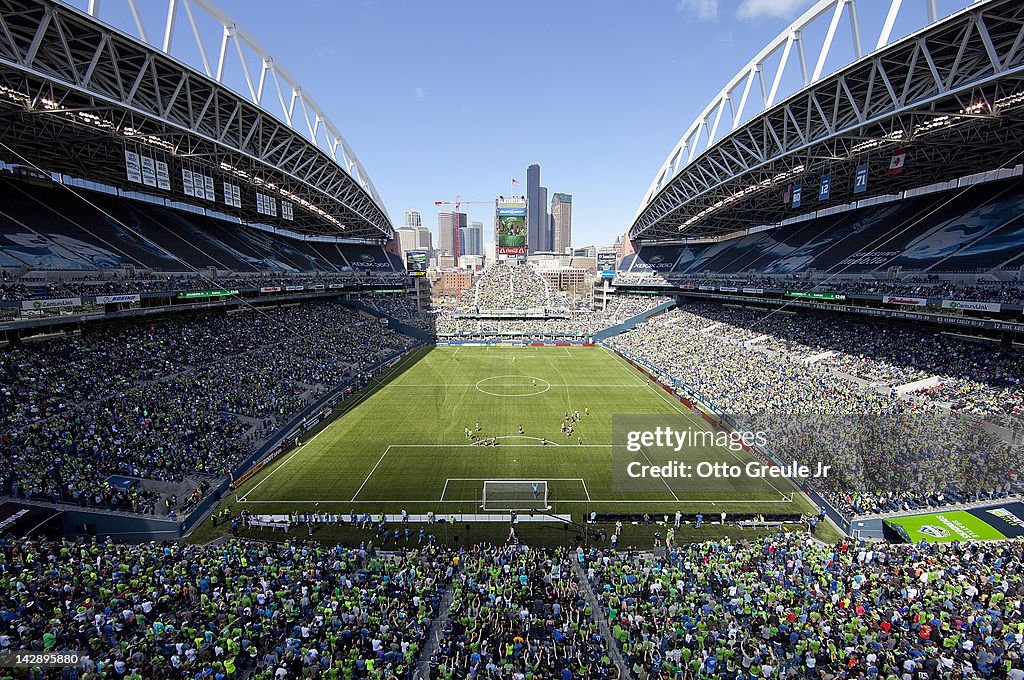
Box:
[482,480,549,511]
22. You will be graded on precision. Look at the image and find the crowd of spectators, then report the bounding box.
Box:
[0,270,406,304]
[11,533,1024,679]
[608,302,1024,517]
[612,270,1024,305]
[586,534,1024,679]
[433,545,616,678]
[0,536,450,679]
[0,301,415,514]
[467,262,551,310]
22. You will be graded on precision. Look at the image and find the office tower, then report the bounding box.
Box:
[537,186,549,251]
[414,226,432,252]
[526,163,542,254]
[461,221,483,256]
[396,227,418,255]
[404,209,422,228]
[437,210,467,258]
[551,192,572,253]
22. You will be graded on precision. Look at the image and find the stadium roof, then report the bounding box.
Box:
[0,0,393,240]
[631,0,1024,242]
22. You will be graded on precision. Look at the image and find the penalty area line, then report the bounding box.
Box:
[237,350,416,503]
[228,496,797,505]
[350,445,392,502]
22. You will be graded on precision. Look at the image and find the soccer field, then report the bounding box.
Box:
[233,346,811,518]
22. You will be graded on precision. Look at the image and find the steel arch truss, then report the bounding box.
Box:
[632,0,1024,241]
[0,0,391,239]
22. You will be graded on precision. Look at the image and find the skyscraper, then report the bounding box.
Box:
[526,163,542,255]
[461,221,483,256]
[437,211,467,258]
[395,227,418,255]
[404,209,422,228]
[551,193,572,253]
[414,226,432,252]
[537,186,549,252]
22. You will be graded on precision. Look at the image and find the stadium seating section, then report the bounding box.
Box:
[619,177,1024,302]
[0,301,415,514]
[609,301,1024,517]
[0,177,402,275]
[5,535,1024,678]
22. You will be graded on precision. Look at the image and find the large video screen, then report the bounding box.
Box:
[405,250,428,275]
[496,207,527,255]
[597,251,617,272]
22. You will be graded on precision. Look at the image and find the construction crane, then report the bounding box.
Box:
[434,196,492,269]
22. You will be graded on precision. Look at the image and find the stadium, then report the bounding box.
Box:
[1,0,1024,677]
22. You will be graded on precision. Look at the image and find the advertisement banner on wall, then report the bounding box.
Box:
[941,299,1001,312]
[22,297,82,310]
[95,294,140,304]
[883,296,927,307]
[496,206,527,255]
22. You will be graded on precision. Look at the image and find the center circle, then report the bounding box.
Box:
[475,375,551,397]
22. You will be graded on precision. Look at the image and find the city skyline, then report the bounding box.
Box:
[210,0,854,247]
[403,166,590,256]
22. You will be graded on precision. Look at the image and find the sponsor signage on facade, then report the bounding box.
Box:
[21,297,82,310]
[883,296,927,307]
[942,299,1001,312]
[177,290,238,299]
[95,294,141,304]
[784,291,846,301]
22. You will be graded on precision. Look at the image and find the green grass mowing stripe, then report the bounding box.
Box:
[233,346,811,517]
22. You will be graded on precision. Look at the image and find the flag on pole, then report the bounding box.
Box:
[888,149,907,175]
[511,178,520,188]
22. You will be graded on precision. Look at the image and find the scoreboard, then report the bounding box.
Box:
[406,250,428,276]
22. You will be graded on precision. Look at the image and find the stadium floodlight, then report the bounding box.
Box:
[482,481,549,511]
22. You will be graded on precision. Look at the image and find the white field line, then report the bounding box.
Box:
[440,478,587,502]
[239,350,420,502]
[391,384,645,387]
[237,497,796,505]
[636,445,680,501]
[350,446,392,502]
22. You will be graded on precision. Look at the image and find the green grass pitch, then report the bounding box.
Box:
[231,346,812,519]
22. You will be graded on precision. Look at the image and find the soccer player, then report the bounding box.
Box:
[518,424,524,435]
[584,407,589,416]
[531,482,539,500]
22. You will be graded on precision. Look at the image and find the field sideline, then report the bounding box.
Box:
[230,345,812,519]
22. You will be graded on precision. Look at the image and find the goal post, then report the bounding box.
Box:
[482,480,549,511]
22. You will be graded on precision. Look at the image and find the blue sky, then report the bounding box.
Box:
[112,0,953,248]
[195,0,815,247]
